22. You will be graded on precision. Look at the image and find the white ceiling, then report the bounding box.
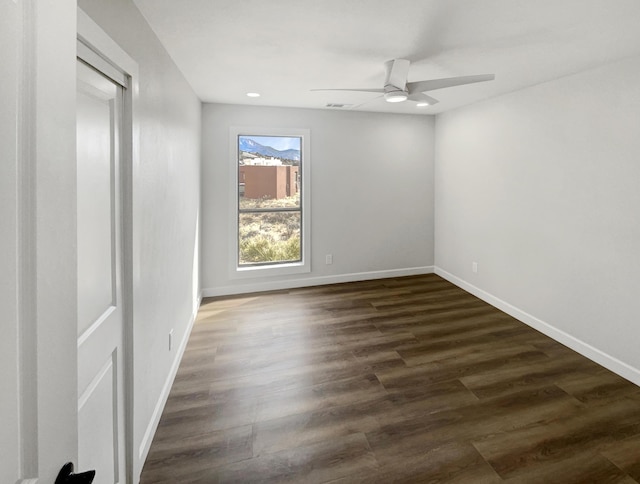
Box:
[133,0,640,115]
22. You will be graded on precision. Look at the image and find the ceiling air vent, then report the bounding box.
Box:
[326,103,353,108]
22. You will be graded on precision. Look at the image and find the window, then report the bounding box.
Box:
[229,127,310,277]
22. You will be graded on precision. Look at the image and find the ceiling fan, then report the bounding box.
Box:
[312,59,495,106]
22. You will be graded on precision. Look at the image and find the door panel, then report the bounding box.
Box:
[77,63,117,335]
[78,352,118,483]
[76,58,125,484]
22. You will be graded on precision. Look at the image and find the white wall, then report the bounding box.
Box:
[78,1,202,479]
[435,55,640,384]
[201,104,435,295]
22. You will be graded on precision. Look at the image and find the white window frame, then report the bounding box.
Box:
[228,126,311,279]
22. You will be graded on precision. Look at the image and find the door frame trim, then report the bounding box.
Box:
[17,0,39,479]
[77,8,138,483]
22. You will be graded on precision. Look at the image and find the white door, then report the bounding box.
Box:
[76,57,126,484]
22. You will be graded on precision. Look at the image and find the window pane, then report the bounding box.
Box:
[238,135,301,210]
[239,211,301,265]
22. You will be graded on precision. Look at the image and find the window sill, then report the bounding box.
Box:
[230,260,311,280]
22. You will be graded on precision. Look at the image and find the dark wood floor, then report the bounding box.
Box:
[140,274,640,483]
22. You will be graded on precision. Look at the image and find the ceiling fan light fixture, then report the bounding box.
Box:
[384,91,408,103]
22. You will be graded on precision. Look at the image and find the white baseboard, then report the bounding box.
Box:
[137,295,202,467]
[434,267,640,387]
[202,266,435,297]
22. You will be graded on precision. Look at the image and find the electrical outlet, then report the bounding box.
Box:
[325,254,333,265]
[169,329,174,351]
[472,262,478,273]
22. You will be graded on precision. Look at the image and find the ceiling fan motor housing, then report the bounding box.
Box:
[383,84,408,102]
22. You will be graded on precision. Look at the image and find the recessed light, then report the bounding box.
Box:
[416,102,430,107]
[246,92,260,98]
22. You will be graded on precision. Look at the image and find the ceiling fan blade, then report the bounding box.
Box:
[350,94,385,110]
[408,92,440,105]
[311,88,385,93]
[384,59,411,90]
[407,74,495,94]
